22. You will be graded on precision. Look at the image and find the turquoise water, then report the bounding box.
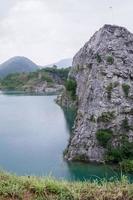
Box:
[0,92,132,182]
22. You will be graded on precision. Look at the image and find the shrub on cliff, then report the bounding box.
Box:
[106,141,133,163]
[65,79,77,100]
[96,53,102,63]
[96,129,112,147]
[106,56,114,65]
[97,111,115,122]
[121,118,131,131]
[106,82,119,100]
[120,159,133,173]
[122,83,130,97]
[106,147,123,163]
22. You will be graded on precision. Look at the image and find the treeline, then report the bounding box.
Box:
[0,67,70,90]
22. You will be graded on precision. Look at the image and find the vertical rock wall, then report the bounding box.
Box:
[66,25,133,162]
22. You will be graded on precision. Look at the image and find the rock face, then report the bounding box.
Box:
[65,24,133,163]
[56,89,77,108]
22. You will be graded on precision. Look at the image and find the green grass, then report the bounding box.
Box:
[0,171,132,200]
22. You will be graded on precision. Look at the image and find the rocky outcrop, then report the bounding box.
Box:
[56,89,77,108]
[23,82,64,94]
[65,24,133,163]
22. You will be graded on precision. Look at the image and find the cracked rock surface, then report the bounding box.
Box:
[65,24,133,162]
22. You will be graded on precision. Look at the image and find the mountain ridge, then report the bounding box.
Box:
[0,56,38,78]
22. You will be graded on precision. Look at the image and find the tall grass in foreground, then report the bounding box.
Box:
[0,171,132,200]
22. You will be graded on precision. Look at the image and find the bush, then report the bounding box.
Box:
[122,84,130,97]
[96,54,102,63]
[106,82,119,100]
[96,129,112,147]
[106,141,133,163]
[121,118,130,131]
[120,160,133,172]
[106,147,123,163]
[65,79,77,100]
[106,83,113,99]
[107,56,114,65]
[97,111,115,123]
[120,141,133,160]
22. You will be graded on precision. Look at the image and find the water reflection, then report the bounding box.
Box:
[62,107,77,133]
[66,162,120,181]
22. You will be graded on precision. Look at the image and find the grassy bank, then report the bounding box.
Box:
[0,172,133,200]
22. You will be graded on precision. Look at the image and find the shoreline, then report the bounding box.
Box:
[0,89,61,96]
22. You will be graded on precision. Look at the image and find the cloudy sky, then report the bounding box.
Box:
[0,0,133,65]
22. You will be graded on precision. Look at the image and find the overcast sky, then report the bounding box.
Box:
[0,0,133,65]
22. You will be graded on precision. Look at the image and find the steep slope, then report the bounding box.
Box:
[0,56,38,77]
[65,25,133,163]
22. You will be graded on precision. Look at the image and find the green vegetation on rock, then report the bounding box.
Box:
[120,159,133,173]
[97,111,115,122]
[65,79,77,100]
[0,67,70,92]
[106,82,119,100]
[122,83,130,97]
[96,53,102,63]
[96,129,112,147]
[106,56,114,65]
[106,140,133,164]
[43,67,70,81]
[121,118,131,132]
[95,116,133,171]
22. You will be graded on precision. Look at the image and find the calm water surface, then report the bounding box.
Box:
[0,92,132,182]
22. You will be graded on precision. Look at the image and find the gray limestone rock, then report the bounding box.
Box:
[65,24,133,163]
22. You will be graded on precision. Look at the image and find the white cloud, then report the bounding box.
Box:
[0,0,133,65]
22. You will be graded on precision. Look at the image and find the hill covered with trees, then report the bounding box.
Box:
[0,67,70,94]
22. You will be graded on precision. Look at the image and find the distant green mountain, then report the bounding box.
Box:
[0,56,39,78]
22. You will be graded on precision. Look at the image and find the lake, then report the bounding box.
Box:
[0,92,132,182]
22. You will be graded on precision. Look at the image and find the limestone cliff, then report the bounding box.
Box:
[65,24,133,163]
